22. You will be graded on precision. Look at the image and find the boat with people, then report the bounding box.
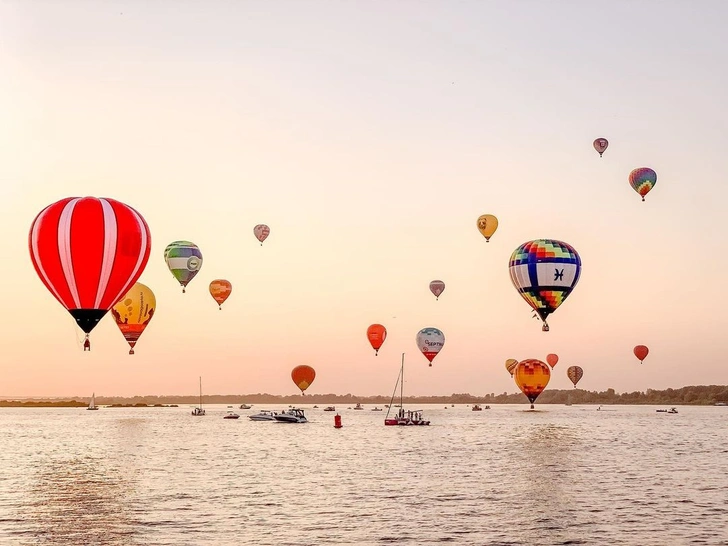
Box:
[657,407,679,414]
[239,403,253,410]
[223,411,240,419]
[384,353,430,426]
[354,403,363,410]
[87,393,99,411]
[191,377,206,416]
[274,408,308,423]
[249,410,278,421]
[472,404,482,411]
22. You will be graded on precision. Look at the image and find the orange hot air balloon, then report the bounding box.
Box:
[505,358,518,377]
[546,353,559,368]
[634,345,649,363]
[209,279,233,310]
[514,359,551,409]
[367,324,387,356]
[291,365,316,395]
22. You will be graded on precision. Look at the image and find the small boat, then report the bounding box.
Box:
[371,407,382,411]
[249,410,278,421]
[384,354,430,426]
[354,403,364,410]
[485,405,491,409]
[223,411,240,419]
[323,406,336,412]
[472,404,482,411]
[274,408,308,423]
[87,393,99,411]
[657,407,679,414]
[191,377,206,416]
[313,405,319,408]
[239,404,253,410]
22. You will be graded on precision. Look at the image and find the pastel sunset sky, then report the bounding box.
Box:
[2,1,727,398]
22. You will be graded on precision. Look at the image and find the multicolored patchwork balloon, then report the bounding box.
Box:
[514,359,551,409]
[416,327,445,367]
[164,241,203,293]
[629,168,657,202]
[509,239,582,332]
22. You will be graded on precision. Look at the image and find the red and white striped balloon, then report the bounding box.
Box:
[29,197,152,344]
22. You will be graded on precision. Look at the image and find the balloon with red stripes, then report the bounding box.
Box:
[29,196,152,349]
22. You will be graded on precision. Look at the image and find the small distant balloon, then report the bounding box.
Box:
[429,280,445,300]
[505,358,518,377]
[291,365,316,395]
[476,214,499,242]
[546,353,559,368]
[567,365,583,388]
[164,241,203,293]
[209,279,232,310]
[593,138,608,157]
[629,168,657,202]
[366,324,387,356]
[254,224,270,245]
[634,345,649,363]
[416,327,445,367]
[514,359,551,409]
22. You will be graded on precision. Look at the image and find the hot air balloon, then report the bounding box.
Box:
[29,196,151,351]
[476,214,498,242]
[254,224,270,246]
[509,239,582,332]
[416,327,445,367]
[505,358,518,377]
[367,324,387,356]
[165,241,202,293]
[111,282,156,355]
[629,168,657,202]
[514,359,551,409]
[429,280,445,300]
[634,345,649,363]
[567,365,583,388]
[593,138,608,157]
[291,365,316,395]
[209,279,232,310]
[546,353,559,368]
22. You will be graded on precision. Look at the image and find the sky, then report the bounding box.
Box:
[1,0,727,398]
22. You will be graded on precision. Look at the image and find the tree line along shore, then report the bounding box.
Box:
[2,385,727,407]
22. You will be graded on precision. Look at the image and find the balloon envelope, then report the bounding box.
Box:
[254,224,270,244]
[546,353,559,368]
[567,365,583,388]
[165,241,203,292]
[209,279,232,309]
[367,324,387,355]
[29,196,151,338]
[416,327,445,367]
[593,138,608,157]
[514,359,551,407]
[111,282,156,354]
[429,280,445,300]
[505,358,518,377]
[476,214,499,242]
[291,365,316,394]
[629,168,657,201]
[509,239,582,331]
[634,345,649,363]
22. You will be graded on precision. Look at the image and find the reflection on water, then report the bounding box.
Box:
[1,405,727,545]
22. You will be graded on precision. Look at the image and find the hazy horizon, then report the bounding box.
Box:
[2,1,727,397]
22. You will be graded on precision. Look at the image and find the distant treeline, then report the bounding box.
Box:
[4,385,728,407]
[0,400,87,408]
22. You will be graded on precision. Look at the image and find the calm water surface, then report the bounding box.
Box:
[0,404,726,545]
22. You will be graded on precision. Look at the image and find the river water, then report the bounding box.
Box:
[0,403,726,545]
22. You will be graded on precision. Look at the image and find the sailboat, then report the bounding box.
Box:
[384,353,430,426]
[192,377,206,416]
[87,392,99,411]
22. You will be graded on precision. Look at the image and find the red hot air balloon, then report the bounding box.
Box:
[254,224,270,246]
[429,280,445,300]
[29,197,151,350]
[546,353,559,368]
[367,324,387,356]
[634,345,649,363]
[291,365,316,395]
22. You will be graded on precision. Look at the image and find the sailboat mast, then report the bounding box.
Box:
[199,376,202,409]
[400,353,405,408]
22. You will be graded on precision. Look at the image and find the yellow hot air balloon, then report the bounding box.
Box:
[505,358,518,377]
[514,358,551,409]
[111,282,156,355]
[209,279,233,310]
[476,214,498,242]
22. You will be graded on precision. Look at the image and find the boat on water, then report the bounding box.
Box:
[472,404,482,411]
[371,407,382,411]
[249,410,278,421]
[192,377,206,416]
[87,393,99,411]
[274,408,308,423]
[224,411,240,419]
[323,406,336,412]
[657,407,679,414]
[354,403,364,410]
[384,353,430,426]
[239,404,253,409]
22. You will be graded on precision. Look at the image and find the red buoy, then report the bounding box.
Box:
[334,414,342,428]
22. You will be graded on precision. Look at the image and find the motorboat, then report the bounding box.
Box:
[239,404,253,409]
[472,404,482,411]
[223,411,240,419]
[249,410,278,421]
[384,354,430,426]
[274,408,308,423]
[323,406,336,412]
[657,407,679,414]
[354,403,363,410]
